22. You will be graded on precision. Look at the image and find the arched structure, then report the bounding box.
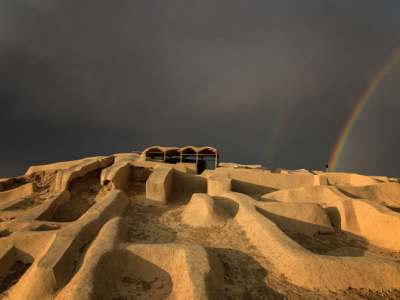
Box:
[141,146,219,169]
[142,146,165,160]
[181,146,198,163]
[198,147,219,168]
[164,148,181,158]
[198,147,219,158]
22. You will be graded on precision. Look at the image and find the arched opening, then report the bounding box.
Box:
[143,147,165,160]
[165,148,181,164]
[198,147,219,171]
[181,146,197,162]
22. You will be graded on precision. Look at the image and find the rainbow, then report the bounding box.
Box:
[329,47,400,172]
[266,105,293,168]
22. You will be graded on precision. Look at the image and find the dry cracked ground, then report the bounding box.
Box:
[1,155,400,300]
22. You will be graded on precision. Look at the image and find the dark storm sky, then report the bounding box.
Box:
[1,0,400,178]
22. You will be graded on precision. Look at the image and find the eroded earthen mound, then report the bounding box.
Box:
[1,152,400,300]
[256,202,335,235]
[182,193,231,227]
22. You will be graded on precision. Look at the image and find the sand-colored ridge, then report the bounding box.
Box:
[56,217,223,300]
[262,185,400,250]
[182,193,231,227]
[55,217,128,300]
[25,156,115,175]
[55,156,114,190]
[336,181,400,208]
[5,189,128,300]
[218,191,400,291]
[255,202,335,235]
[100,156,137,190]
[218,162,265,170]
[202,168,317,193]
[0,199,30,211]
[1,152,400,299]
[0,178,15,191]
[0,183,37,204]
[273,168,311,174]
[145,168,173,206]
[319,172,382,186]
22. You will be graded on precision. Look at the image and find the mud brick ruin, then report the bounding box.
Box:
[1,146,400,299]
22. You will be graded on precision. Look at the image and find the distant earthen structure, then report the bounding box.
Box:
[0,146,400,299]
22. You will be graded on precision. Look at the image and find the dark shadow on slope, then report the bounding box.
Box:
[255,197,281,203]
[336,188,363,199]
[0,229,11,237]
[324,206,342,231]
[93,250,173,300]
[0,248,34,295]
[231,179,279,196]
[386,206,400,213]
[50,168,107,222]
[32,224,60,231]
[0,261,31,294]
[338,187,400,213]
[60,230,101,292]
[208,247,284,300]
[3,199,34,211]
[256,206,334,235]
[283,230,372,258]
[213,197,240,218]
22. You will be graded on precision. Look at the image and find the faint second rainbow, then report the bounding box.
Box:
[266,106,293,169]
[329,46,400,172]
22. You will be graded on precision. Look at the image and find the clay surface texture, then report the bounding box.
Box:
[0,150,400,300]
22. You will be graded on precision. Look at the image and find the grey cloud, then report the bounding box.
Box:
[1,0,400,178]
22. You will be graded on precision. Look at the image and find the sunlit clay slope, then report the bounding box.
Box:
[1,151,400,299]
